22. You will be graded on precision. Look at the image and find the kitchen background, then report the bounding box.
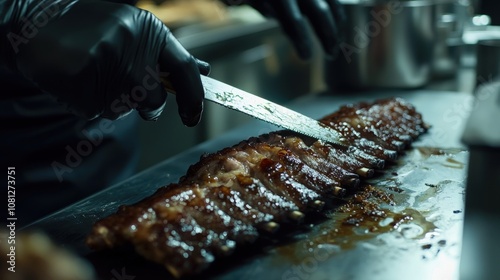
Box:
[133,0,496,171]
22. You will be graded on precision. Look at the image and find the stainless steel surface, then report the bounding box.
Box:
[462,81,500,145]
[460,82,500,280]
[200,75,347,146]
[23,90,471,280]
[326,0,436,89]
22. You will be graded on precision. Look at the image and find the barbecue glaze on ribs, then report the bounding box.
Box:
[86,98,427,278]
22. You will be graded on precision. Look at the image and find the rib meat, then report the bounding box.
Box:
[86,97,428,278]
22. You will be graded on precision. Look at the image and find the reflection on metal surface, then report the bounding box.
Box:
[444,157,465,169]
[326,0,436,90]
[250,147,467,280]
[274,186,438,265]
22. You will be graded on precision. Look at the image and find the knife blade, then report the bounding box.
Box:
[164,75,348,146]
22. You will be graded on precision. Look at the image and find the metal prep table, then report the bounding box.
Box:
[24,89,472,280]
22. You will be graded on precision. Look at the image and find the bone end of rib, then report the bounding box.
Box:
[310,200,326,210]
[260,221,280,233]
[219,245,234,256]
[166,264,181,279]
[356,167,374,178]
[288,211,305,223]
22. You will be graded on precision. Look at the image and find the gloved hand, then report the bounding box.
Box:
[224,0,345,60]
[0,0,210,126]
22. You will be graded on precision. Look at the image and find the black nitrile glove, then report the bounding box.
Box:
[224,0,345,60]
[0,0,210,126]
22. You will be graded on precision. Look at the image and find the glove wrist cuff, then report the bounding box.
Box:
[0,0,78,71]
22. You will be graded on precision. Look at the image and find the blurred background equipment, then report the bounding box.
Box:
[325,0,437,90]
[137,0,228,28]
[133,0,500,170]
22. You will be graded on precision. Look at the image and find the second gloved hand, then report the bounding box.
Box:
[3,0,210,126]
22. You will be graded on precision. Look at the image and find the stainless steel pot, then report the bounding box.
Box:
[326,0,437,90]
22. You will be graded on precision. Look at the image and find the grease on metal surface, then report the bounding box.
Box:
[443,158,465,169]
[416,147,463,159]
[271,147,466,265]
[273,185,437,264]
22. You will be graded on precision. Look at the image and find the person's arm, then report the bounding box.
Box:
[223,0,345,60]
[0,0,209,126]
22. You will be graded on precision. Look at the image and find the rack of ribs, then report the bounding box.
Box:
[86,97,428,278]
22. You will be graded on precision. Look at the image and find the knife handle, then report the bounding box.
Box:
[160,77,177,95]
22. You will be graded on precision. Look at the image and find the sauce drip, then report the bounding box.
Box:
[273,185,437,264]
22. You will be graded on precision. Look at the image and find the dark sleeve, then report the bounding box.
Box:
[0,0,18,70]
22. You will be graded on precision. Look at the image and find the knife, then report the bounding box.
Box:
[163,75,348,146]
